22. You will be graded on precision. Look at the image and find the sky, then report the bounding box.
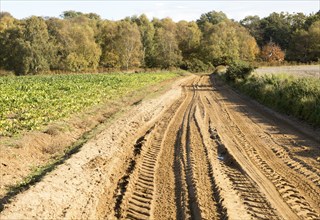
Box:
[0,1,319,22]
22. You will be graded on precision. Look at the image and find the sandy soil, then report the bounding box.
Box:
[0,75,319,219]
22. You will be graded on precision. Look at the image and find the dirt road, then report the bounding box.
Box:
[1,75,319,219]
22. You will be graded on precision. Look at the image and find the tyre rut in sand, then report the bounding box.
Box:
[1,75,319,220]
[113,75,319,219]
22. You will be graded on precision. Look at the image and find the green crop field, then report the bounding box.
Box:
[0,72,178,136]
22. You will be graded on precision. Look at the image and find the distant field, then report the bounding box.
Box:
[0,72,178,136]
[254,65,320,78]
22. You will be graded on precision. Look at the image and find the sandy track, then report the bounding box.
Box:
[1,75,319,219]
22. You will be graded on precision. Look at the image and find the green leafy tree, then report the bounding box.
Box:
[131,14,155,67]
[240,15,264,47]
[196,11,228,31]
[98,20,142,69]
[153,18,182,68]
[200,18,259,66]
[260,12,292,50]
[0,12,17,69]
[176,21,201,59]
[98,20,119,68]
[115,21,143,70]
[1,16,53,75]
[304,11,320,30]
[60,10,101,20]
[288,21,320,62]
[200,20,239,65]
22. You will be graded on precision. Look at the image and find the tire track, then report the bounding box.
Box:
[113,127,153,219]
[206,76,320,219]
[193,106,228,220]
[195,78,280,220]
[263,133,320,187]
[172,78,227,220]
[208,123,279,220]
[118,99,186,219]
[196,78,296,219]
[2,75,319,219]
[208,87,320,219]
[172,82,203,220]
[114,77,197,219]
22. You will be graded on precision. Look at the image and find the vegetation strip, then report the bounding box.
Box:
[219,71,320,127]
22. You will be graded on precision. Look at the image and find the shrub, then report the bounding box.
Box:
[214,65,227,74]
[225,60,255,81]
[180,58,213,73]
[228,73,320,127]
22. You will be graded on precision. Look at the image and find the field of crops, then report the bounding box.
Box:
[0,72,178,136]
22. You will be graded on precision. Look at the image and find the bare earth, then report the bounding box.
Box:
[1,75,319,219]
[254,65,320,78]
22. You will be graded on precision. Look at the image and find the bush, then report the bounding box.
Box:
[225,60,255,81]
[214,65,228,74]
[228,73,320,127]
[180,58,213,73]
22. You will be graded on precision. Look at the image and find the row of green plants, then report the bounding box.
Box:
[222,61,320,127]
[0,72,178,136]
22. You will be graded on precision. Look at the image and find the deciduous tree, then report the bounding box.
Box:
[132,14,155,67]
[1,16,53,75]
[260,42,285,62]
[153,18,182,68]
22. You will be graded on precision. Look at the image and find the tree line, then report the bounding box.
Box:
[0,10,319,75]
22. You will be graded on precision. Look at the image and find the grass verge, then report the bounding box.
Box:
[218,73,320,127]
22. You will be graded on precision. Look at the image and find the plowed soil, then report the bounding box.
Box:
[1,75,319,220]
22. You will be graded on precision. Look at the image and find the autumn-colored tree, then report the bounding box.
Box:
[0,12,16,33]
[260,42,285,62]
[235,24,260,62]
[47,16,101,72]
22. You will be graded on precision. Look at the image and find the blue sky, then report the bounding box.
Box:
[1,1,319,21]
